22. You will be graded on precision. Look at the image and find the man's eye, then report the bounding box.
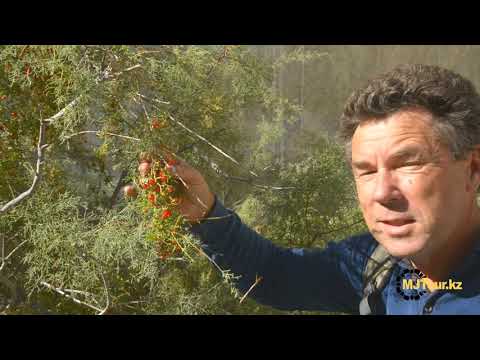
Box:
[360,171,376,177]
[402,162,423,169]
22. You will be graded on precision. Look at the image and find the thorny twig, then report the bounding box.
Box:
[186,237,240,300]
[0,238,28,272]
[97,64,141,83]
[63,130,141,142]
[239,275,263,304]
[193,147,296,191]
[136,92,170,105]
[43,97,81,125]
[167,113,252,172]
[0,119,48,214]
[74,247,111,315]
[97,270,110,315]
[136,92,258,178]
[204,46,231,81]
[177,128,227,154]
[62,288,101,305]
[187,237,228,274]
[40,281,104,313]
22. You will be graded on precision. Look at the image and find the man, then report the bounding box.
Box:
[140,64,480,315]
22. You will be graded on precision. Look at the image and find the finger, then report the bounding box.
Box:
[165,160,195,183]
[138,161,151,177]
[160,149,187,167]
[167,164,190,189]
[138,151,153,163]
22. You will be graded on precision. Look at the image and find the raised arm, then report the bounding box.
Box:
[137,154,376,313]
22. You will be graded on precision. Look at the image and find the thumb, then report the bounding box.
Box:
[165,159,200,186]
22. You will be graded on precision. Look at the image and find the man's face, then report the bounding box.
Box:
[351,109,476,259]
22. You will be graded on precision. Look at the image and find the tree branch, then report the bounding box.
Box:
[109,169,129,209]
[43,97,81,125]
[193,146,296,191]
[239,275,263,304]
[40,281,104,313]
[97,270,110,315]
[63,130,140,142]
[177,128,227,154]
[136,92,258,178]
[167,113,245,168]
[136,92,170,105]
[1,63,141,216]
[113,64,141,77]
[62,288,101,305]
[0,120,48,214]
[44,63,141,126]
[0,239,28,272]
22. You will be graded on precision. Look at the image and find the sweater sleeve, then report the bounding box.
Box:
[188,197,377,314]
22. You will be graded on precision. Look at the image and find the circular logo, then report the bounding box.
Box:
[396,268,427,301]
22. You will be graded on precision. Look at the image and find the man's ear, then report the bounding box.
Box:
[467,145,480,193]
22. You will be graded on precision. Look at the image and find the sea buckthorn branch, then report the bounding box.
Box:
[191,146,297,191]
[0,238,28,272]
[136,92,259,178]
[239,274,263,304]
[62,130,141,142]
[40,281,104,314]
[0,119,48,214]
[184,235,241,299]
[134,157,189,261]
[1,62,144,215]
[132,150,244,301]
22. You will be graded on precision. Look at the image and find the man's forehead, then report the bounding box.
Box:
[351,111,443,162]
[353,109,438,141]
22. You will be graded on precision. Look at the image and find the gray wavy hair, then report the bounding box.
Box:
[339,64,480,161]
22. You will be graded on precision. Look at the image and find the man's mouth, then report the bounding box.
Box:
[376,218,416,236]
[380,219,415,226]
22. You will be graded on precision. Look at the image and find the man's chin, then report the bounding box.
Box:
[376,235,427,259]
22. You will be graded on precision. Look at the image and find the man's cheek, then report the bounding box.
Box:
[359,204,374,228]
[359,188,373,208]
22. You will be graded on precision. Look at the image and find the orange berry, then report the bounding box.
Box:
[156,171,168,183]
[151,118,161,129]
[167,158,179,166]
[148,193,156,204]
[161,209,172,219]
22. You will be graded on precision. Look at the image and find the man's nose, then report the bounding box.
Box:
[372,169,403,205]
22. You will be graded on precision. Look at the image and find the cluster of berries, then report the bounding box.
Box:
[124,154,186,261]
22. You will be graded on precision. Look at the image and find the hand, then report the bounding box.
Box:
[137,153,215,223]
